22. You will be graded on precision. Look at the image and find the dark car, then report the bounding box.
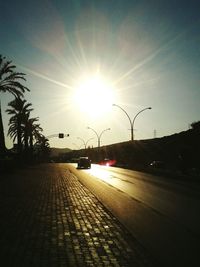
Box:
[77,157,91,169]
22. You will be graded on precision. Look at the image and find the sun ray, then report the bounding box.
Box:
[112,30,185,87]
[64,34,84,70]
[75,30,89,71]
[19,65,73,89]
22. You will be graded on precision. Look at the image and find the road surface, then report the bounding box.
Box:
[0,164,156,267]
[67,163,200,267]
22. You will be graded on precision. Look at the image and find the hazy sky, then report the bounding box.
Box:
[1,0,200,149]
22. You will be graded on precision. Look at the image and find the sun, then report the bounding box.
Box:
[73,74,115,118]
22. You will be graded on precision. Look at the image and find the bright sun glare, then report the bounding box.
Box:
[73,74,115,118]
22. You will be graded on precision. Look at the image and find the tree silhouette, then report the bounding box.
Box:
[23,115,43,155]
[6,97,33,154]
[0,55,29,154]
[35,134,50,161]
[191,121,200,132]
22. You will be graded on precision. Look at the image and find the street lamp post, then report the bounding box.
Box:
[87,127,111,148]
[113,104,152,141]
[77,137,94,149]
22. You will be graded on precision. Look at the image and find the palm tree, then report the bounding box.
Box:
[6,97,33,154]
[0,55,29,154]
[35,134,50,161]
[31,122,43,149]
[191,121,200,132]
[23,115,43,154]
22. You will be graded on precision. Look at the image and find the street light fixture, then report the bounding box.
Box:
[112,104,152,141]
[87,127,111,148]
[77,137,94,149]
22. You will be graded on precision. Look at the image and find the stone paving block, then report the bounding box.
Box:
[0,164,157,267]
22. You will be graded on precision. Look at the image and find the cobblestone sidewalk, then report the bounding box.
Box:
[0,164,156,267]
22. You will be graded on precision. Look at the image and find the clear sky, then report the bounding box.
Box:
[1,0,200,149]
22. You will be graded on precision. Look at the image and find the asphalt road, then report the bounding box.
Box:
[67,163,200,267]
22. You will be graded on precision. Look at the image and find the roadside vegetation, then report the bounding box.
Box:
[0,54,50,171]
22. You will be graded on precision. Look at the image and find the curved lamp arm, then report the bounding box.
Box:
[112,104,132,127]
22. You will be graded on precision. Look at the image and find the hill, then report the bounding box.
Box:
[62,126,200,177]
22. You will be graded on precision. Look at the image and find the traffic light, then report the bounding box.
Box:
[59,133,64,138]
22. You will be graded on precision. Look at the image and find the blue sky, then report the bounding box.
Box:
[1,0,200,149]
